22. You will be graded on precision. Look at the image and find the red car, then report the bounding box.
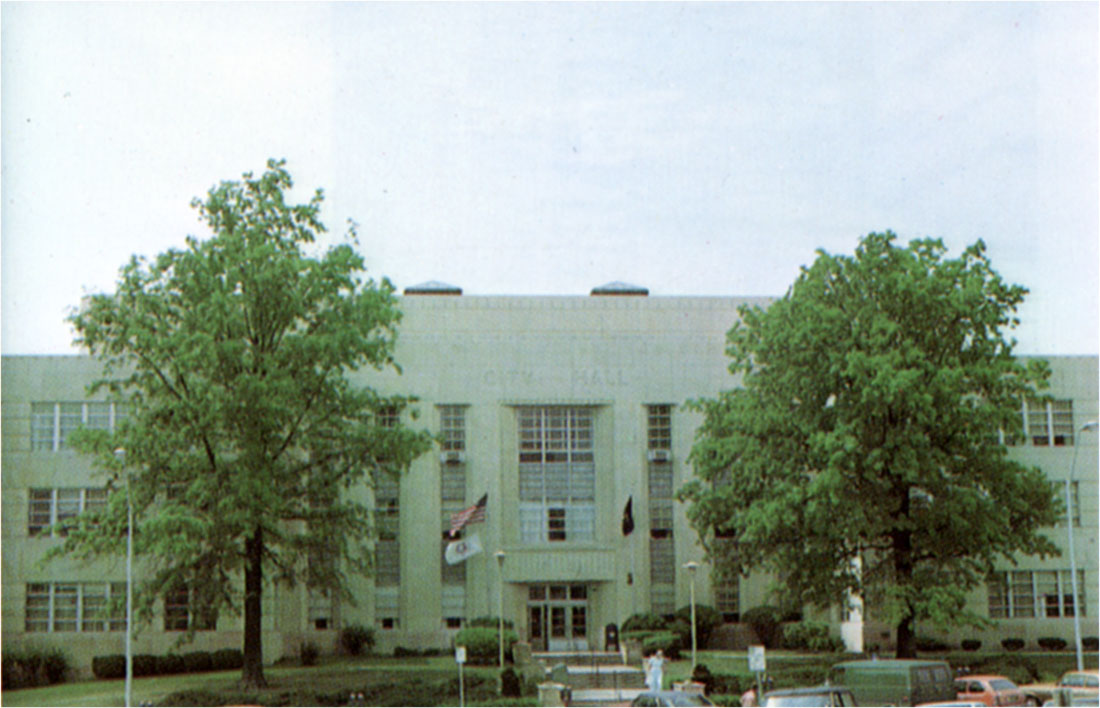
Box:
[954,675,1027,707]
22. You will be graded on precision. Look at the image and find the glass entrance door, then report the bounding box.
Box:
[527,584,588,651]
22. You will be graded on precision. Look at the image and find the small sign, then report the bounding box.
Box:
[455,646,467,664]
[749,645,766,673]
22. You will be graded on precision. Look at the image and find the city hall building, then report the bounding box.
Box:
[2,284,1097,673]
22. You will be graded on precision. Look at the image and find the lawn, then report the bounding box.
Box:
[3,650,1095,706]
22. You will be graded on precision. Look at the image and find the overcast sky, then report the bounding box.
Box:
[3,2,1097,355]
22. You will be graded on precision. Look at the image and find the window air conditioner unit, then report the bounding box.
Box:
[647,449,671,463]
[440,450,466,465]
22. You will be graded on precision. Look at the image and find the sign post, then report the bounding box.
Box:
[456,645,467,707]
[749,645,766,703]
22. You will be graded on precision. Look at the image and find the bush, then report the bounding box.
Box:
[1001,638,1026,652]
[2,647,71,689]
[968,654,1040,685]
[300,642,319,666]
[468,616,515,631]
[781,620,844,653]
[622,612,670,633]
[641,631,682,660]
[182,651,213,673]
[1084,637,1099,651]
[92,654,126,680]
[961,639,982,652]
[133,654,157,677]
[340,624,375,656]
[454,625,519,665]
[211,648,244,670]
[710,695,742,707]
[742,605,783,648]
[674,604,724,647]
[1038,637,1068,651]
[916,636,951,652]
[156,654,186,675]
[501,667,522,697]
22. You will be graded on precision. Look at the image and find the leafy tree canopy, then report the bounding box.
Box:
[55,159,434,686]
[679,231,1060,658]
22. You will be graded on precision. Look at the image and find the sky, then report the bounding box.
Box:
[2,2,1097,355]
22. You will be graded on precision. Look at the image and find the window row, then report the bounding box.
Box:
[988,570,1087,619]
[31,401,130,452]
[1007,399,1077,447]
[28,487,108,536]
[25,582,127,632]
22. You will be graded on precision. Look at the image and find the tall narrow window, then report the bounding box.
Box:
[647,404,675,614]
[518,407,595,544]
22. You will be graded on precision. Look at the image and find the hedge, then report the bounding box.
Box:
[453,626,518,665]
[92,648,244,680]
[1037,637,1067,651]
[2,647,70,689]
[742,605,783,648]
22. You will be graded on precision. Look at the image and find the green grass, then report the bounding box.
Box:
[4,650,1096,706]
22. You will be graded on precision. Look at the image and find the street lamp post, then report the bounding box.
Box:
[1066,421,1098,671]
[114,448,133,708]
[683,561,699,673]
[495,550,506,669]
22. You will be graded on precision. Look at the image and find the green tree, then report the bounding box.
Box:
[679,231,1060,658]
[55,160,434,687]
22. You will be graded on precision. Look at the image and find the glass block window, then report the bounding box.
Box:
[647,405,672,450]
[442,585,466,627]
[375,540,400,586]
[441,537,466,585]
[30,401,130,452]
[308,589,334,630]
[375,587,399,629]
[714,574,739,622]
[440,405,466,452]
[650,537,675,584]
[650,585,675,616]
[441,466,465,504]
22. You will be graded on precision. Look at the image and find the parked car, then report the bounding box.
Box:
[1022,669,1100,706]
[953,675,1027,706]
[829,659,956,706]
[630,691,716,707]
[760,685,858,706]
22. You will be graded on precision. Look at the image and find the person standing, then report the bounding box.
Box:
[645,649,667,692]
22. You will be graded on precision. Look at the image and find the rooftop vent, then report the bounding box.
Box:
[590,281,649,296]
[404,280,463,296]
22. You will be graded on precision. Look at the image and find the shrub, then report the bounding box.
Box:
[1084,637,1099,651]
[182,651,213,673]
[1037,637,1067,651]
[156,654,186,675]
[622,613,670,633]
[780,620,843,652]
[641,631,682,660]
[691,664,715,693]
[742,605,783,648]
[211,648,244,670]
[961,639,982,652]
[300,642,319,666]
[92,654,126,680]
[340,624,375,656]
[1001,638,1026,652]
[454,625,519,665]
[916,636,951,652]
[3,648,70,689]
[133,654,157,677]
[673,604,724,647]
[710,695,742,707]
[468,616,515,631]
[501,667,522,697]
[968,654,1040,685]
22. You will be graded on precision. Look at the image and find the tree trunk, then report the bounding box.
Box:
[241,527,268,689]
[892,521,917,659]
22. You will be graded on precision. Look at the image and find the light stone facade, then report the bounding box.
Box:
[2,291,1096,673]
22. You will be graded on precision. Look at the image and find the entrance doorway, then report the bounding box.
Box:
[527,583,588,651]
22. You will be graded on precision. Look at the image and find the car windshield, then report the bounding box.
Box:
[669,695,715,706]
[764,694,835,707]
[1062,674,1100,688]
[991,679,1017,691]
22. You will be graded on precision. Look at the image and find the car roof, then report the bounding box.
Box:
[956,675,1013,681]
[835,659,948,668]
[766,686,853,696]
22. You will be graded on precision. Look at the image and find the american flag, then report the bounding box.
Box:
[449,493,488,537]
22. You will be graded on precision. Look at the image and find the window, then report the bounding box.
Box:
[308,589,333,630]
[988,570,1086,618]
[374,471,400,586]
[647,405,672,450]
[164,586,217,631]
[28,488,109,536]
[375,587,399,629]
[30,401,130,452]
[518,407,596,544]
[440,405,466,452]
[25,582,125,632]
[377,406,399,429]
[1021,399,1075,447]
[307,549,336,630]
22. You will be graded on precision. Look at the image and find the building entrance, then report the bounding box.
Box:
[527,583,588,651]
